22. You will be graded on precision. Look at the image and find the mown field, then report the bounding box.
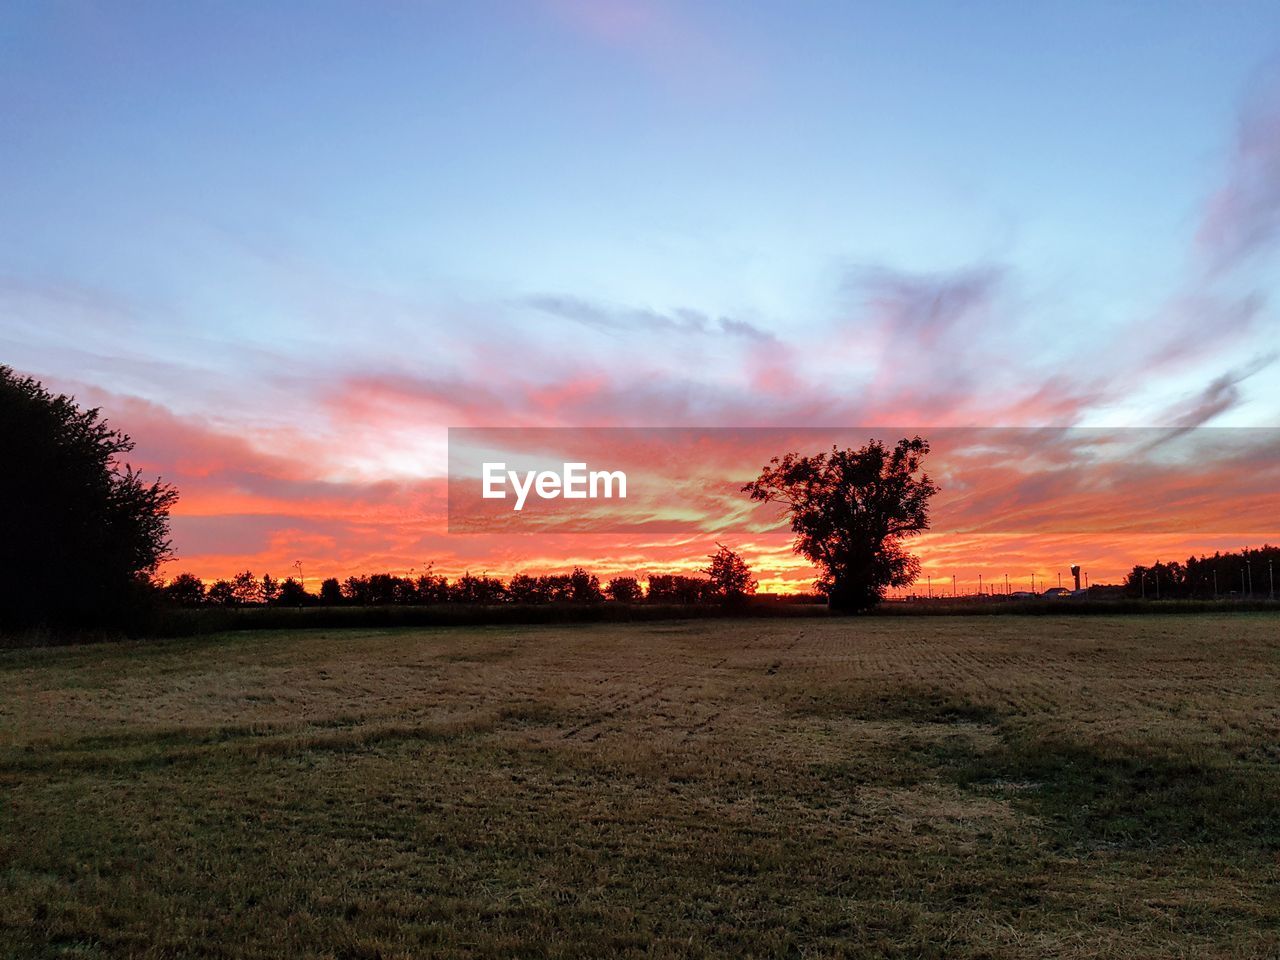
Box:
[2,615,1278,959]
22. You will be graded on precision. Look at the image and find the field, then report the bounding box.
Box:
[2,615,1278,959]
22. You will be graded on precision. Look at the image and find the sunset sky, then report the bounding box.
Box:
[4,1,1280,592]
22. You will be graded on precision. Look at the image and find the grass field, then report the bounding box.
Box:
[2,615,1278,958]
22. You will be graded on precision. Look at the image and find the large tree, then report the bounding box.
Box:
[743,436,937,612]
[0,366,177,627]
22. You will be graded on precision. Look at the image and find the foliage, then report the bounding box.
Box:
[703,544,757,603]
[164,573,206,607]
[276,577,310,606]
[605,576,642,603]
[1126,545,1280,599]
[569,566,604,603]
[744,436,937,611]
[0,366,177,628]
[645,574,714,604]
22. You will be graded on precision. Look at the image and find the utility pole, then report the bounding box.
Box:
[1247,560,1252,598]
[1213,569,1218,599]
[979,573,983,596]
[1140,573,1145,599]
[952,574,956,597]
[1005,573,1009,595]
[927,575,932,599]
[1270,559,1274,600]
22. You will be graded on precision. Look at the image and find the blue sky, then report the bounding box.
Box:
[4,2,1277,334]
[2,1,1279,581]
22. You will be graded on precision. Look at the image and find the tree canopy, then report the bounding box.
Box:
[743,436,937,611]
[0,366,177,627]
[704,544,757,603]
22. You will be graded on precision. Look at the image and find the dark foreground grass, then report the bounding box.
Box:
[9,597,1279,649]
[1,615,1278,958]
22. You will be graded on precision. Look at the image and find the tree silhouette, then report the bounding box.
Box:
[744,437,937,612]
[0,366,178,628]
[164,573,206,607]
[646,574,713,603]
[569,566,604,603]
[704,544,757,604]
[207,579,235,607]
[605,576,642,603]
[319,577,343,605]
[276,577,310,606]
[231,570,261,605]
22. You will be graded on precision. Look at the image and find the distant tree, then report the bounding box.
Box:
[507,573,548,604]
[569,566,604,603]
[744,437,937,612]
[540,574,573,602]
[450,573,506,604]
[276,577,310,606]
[163,573,206,607]
[605,576,642,603]
[703,544,757,604]
[207,579,235,606]
[414,566,450,604]
[260,574,280,606]
[0,366,178,627]
[366,573,402,605]
[1173,545,1280,599]
[231,570,261,605]
[319,577,343,605]
[342,575,370,605]
[646,574,713,603]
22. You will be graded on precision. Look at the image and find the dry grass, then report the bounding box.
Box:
[1,614,1278,958]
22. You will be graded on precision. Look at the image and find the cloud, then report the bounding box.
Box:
[849,264,1004,344]
[523,294,775,342]
[1167,353,1278,430]
[1197,70,1280,272]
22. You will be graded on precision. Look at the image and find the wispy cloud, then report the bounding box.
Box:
[1167,353,1277,429]
[1198,68,1280,273]
[523,294,775,342]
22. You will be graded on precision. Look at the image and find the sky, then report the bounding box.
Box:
[3,0,1280,592]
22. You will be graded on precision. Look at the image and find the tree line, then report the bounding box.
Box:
[1125,546,1280,600]
[162,545,761,608]
[4,365,940,630]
